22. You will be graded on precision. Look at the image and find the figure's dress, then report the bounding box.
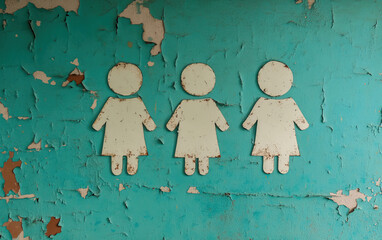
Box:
[93,97,156,156]
[243,97,309,156]
[167,99,229,158]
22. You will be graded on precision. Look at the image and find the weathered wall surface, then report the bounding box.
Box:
[0,0,382,239]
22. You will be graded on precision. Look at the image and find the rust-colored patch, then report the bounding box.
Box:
[127,41,133,48]
[45,217,62,237]
[0,152,21,195]
[66,68,85,85]
[3,218,23,239]
[67,74,84,85]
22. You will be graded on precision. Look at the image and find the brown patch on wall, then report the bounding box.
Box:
[3,218,22,239]
[66,68,85,85]
[0,151,21,195]
[45,217,62,237]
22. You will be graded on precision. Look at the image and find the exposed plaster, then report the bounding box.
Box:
[0,0,80,14]
[118,183,126,192]
[0,101,10,120]
[70,58,80,66]
[187,187,200,194]
[3,217,30,240]
[160,186,171,192]
[119,0,165,56]
[27,140,42,151]
[329,189,366,213]
[77,186,89,199]
[33,71,52,85]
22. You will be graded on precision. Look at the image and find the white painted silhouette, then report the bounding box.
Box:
[167,63,229,176]
[92,63,156,176]
[242,61,309,174]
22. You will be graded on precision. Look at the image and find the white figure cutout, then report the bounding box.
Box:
[166,63,229,176]
[92,63,156,176]
[242,61,309,174]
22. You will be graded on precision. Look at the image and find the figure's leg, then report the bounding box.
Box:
[263,156,274,174]
[127,155,138,175]
[278,154,289,174]
[198,157,209,175]
[111,155,123,175]
[185,155,196,176]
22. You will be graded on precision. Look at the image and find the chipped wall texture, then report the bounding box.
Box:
[0,0,382,239]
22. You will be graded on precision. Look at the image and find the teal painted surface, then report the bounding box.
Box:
[0,0,382,239]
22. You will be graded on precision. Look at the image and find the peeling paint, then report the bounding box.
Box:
[3,217,30,240]
[329,189,366,213]
[33,71,51,85]
[27,140,41,151]
[45,217,62,237]
[118,183,125,192]
[160,186,171,192]
[0,152,21,196]
[0,101,9,120]
[64,67,85,86]
[77,186,89,199]
[187,187,200,194]
[1,0,80,14]
[119,0,164,56]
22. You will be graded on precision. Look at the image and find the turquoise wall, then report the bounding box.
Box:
[1,0,382,239]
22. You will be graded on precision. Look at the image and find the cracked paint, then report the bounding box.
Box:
[1,0,80,14]
[329,189,366,214]
[119,0,165,56]
[0,0,382,239]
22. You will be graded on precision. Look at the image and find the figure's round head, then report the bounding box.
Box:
[181,63,215,96]
[108,62,142,96]
[257,61,293,97]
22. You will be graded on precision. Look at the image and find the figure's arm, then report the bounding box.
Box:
[242,99,261,130]
[212,101,229,131]
[92,98,111,131]
[138,99,156,131]
[292,99,309,130]
[166,101,183,132]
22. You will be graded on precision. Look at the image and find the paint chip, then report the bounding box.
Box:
[329,189,366,213]
[119,183,125,192]
[64,68,84,86]
[36,20,41,26]
[0,152,21,195]
[27,140,41,151]
[45,217,61,237]
[0,101,9,120]
[119,0,165,56]
[3,217,30,240]
[17,117,30,120]
[70,58,79,66]
[187,187,200,194]
[147,61,155,67]
[160,186,171,192]
[33,71,51,84]
[90,99,97,110]
[376,178,380,187]
[77,186,89,199]
[2,0,80,14]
